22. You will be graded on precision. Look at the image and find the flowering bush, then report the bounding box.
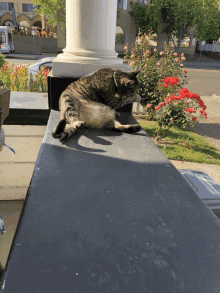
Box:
[0,52,6,68]
[35,30,40,37]
[0,63,50,93]
[124,28,189,117]
[41,30,47,38]
[146,76,208,135]
[29,66,50,92]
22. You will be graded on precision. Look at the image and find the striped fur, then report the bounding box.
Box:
[52,67,142,141]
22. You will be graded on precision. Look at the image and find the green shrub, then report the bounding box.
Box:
[0,53,6,68]
[0,64,50,92]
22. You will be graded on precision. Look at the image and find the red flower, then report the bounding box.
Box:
[203,106,207,110]
[179,88,191,98]
[146,104,152,108]
[185,108,190,113]
[184,70,188,73]
[159,102,165,106]
[165,98,171,103]
[175,96,182,100]
[192,117,197,122]
[155,106,161,110]
[169,95,176,101]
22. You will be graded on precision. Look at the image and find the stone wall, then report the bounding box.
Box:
[13,35,58,54]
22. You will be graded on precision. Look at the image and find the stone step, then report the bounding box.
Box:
[0,125,45,200]
[4,91,49,125]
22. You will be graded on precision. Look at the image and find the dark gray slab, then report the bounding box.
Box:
[4,91,49,125]
[9,91,48,110]
[1,110,220,293]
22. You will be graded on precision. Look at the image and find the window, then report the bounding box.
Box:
[0,2,14,11]
[118,0,128,10]
[22,3,40,12]
[0,32,6,44]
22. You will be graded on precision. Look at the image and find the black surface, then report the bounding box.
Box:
[179,169,220,211]
[47,74,133,113]
[4,109,49,125]
[1,110,220,293]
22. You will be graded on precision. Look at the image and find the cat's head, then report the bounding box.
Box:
[113,69,141,102]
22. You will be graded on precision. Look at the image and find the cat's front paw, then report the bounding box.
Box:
[75,121,86,129]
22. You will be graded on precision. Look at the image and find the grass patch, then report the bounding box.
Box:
[137,119,220,165]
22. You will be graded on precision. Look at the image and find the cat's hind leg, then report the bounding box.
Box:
[104,120,141,133]
[52,119,85,141]
[52,97,85,141]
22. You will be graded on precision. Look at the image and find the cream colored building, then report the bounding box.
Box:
[0,0,56,34]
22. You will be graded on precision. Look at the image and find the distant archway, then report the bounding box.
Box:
[116,25,125,45]
[3,20,14,28]
[168,30,191,48]
[19,20,30,33]
[33,21,42,29]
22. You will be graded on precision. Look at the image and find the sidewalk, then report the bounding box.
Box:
[3,52,58,60]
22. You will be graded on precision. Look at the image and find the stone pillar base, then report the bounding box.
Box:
[52,52,131,77]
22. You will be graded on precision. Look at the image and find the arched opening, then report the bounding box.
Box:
[33,21,42,29]
[3,20,14,28]
[115,25,125,45]
[168,30,191,48]
[148,33,158,47]
[19,20,30,34]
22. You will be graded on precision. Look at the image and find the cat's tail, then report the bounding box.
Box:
[52,119,67,139]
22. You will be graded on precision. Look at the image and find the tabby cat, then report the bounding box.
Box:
[52,67,142,141]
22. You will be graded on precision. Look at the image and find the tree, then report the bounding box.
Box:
[129,0,220,54]
[27,0,66,28]
[28,0,121,29]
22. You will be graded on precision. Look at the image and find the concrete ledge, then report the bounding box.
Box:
[1,110,220,292]
[4,91,49,125]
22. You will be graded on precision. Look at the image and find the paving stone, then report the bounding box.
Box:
[0,137,44,163]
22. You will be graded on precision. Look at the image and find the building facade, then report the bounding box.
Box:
[0,0,56,34]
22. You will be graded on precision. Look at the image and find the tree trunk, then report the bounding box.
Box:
[175,24,186,54]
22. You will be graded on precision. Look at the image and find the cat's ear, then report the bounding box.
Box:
[126,80,135,85]
[132,69,141,77]
[119,77,135,86]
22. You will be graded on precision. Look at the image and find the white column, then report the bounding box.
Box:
[52,0,130,77]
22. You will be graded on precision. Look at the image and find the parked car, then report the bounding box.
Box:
[27,57,55,80]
